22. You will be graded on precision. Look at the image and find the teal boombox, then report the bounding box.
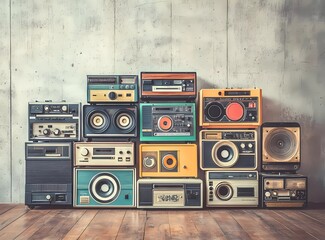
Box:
[87,75,138,103]
[140,102,196,142]
[74,168,135,208]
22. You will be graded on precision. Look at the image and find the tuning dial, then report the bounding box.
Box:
[61,105,68,111]
[240,143,246,149]
[53,128,61,136]
[43,129,51,135]
[248,143,253,148]
[44,105,50,111]
[46,194,52,201]
[265,191,271,197]
[143,156,156,168]
[80,148,89,156]
[108,92,117,100]
[272,191,278,196]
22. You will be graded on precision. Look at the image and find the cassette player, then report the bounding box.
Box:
[261,173,307,208]
[140,72,196,100]
[140,103,196,142]
[206,171,258,207]
[87,75,138,103]
[139,144,198,178]
[74,142,134,167]
[25,142,72,207]
[137,178,203,209]
[28,101,81,141]
[199,88,262,128]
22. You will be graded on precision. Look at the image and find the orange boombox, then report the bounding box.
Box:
[199,88,262,129]
[139,144,198,178]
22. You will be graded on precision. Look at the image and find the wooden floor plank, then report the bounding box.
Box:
[276,210,325,240]
[252,209,308,240]
[0,205,28,231]
[0,209,50,239]
[78,209,126,240]
[301,209,325,222]
[0,204,16,215]
[230,209,286,240]
[116,210,147,240]
[209,209,251,240]
[168,210,201,240]
[62,209,98,240]
[143,210,171,240]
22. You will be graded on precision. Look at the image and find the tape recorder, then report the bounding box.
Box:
[200,130,257,170]
[74,142,134,167]
[206,171,259,207]
[83,104,137,138]
[261,122,301,172]
[74,168,136,208]
[140,103,196,142]
[140,72,196,100]
[87,75,138,103]
[199,88,262,128]
[139,144,198,178]
[25,142,72,207]
[261,173,307,208]
[137,178,203,209]
[29,101,81,141]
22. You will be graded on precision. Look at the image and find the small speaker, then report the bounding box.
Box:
[261,122,301,172]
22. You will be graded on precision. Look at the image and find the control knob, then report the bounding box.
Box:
[53,128,61,136]
[80,148,89,156]
[108,92,117,100]
[43,129,51,136]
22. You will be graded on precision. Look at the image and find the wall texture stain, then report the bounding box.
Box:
[0,0,324,203]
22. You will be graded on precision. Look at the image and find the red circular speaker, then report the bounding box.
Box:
[226,102,244,121]
[158,116,173,131]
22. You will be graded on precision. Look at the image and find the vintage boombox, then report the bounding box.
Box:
[140,103,196,142]
[139,144,198,178]
[261,173,307,208]
[74,142,134,166]
[74,168,135,208]
[199,88,262,128]
[206,171,258,207]
[140,72,196,100]
[261,122,301,172]
[83,104,137,138]
[87,75,138,103]
[200,130,257,170]
[29,101,81,141]
[25,142,72,207]
[137,178,203,209]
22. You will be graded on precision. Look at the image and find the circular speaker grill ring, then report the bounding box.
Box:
[89,173,120,204]
[264,128,298,162]
[162,154,178,170]
[158,116,173,132]
[113,110,136,133]
[215,182,233,201]
[212,141,239,168]
[87,110,111,133]
[204,102,224,121]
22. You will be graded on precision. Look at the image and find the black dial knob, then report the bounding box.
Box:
[43,129,51,135]
[108,92,117,100]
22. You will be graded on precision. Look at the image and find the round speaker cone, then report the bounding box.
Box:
[212,141,239,167]
[205,102,224,121]
[89,173,120,203]
[265,128,298,161]
[226,102,244,121]
[158,116,173,132]
[88,110,110,133]
[114,110,135,133]
[162,154,177,170]
[216,183,233,201]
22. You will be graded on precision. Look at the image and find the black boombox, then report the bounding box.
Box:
[25,142,73,207]
[83,104,137,138]
[28,101,81,141]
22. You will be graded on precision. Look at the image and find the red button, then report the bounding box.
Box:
[226,102,244,121]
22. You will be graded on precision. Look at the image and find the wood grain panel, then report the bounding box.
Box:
[143,210,171,240]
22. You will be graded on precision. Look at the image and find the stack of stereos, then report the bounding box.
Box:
[199,89,261,207]
[26,101,81,207]
[25,73,307,209]
[75,75,138,208]
[137,72,203,208]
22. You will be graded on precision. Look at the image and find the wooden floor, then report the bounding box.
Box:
[0,205,324,240]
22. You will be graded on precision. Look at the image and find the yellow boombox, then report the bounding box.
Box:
[199,88,262,129]
[139,144,198,178]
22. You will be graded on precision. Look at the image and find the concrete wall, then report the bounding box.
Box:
[0,0,324,203]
